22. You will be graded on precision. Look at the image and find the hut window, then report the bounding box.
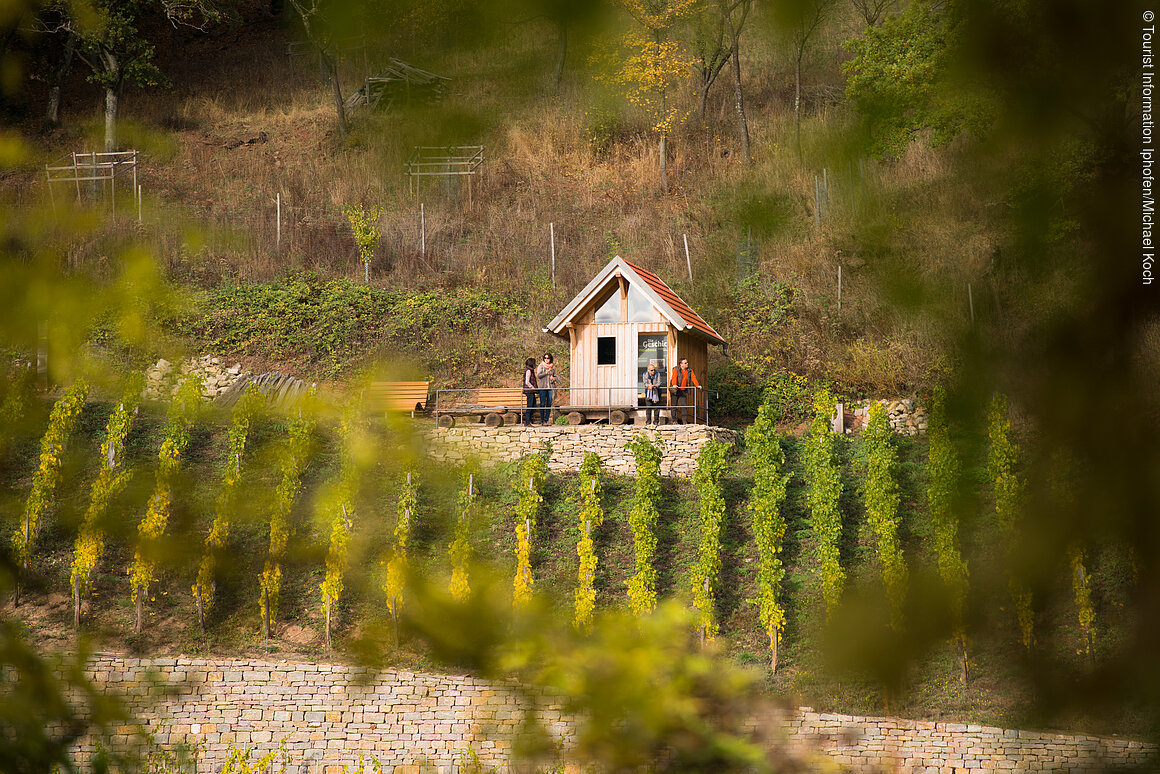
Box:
[597,336,617,365]
[627,284,654,322]
[594,291,621,323]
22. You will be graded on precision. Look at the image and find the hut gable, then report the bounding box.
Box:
[544,256,725,344]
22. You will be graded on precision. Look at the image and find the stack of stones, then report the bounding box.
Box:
[142,356,247,401]
[846,398,928,436]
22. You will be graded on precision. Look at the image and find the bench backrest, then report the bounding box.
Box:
[468,388,525,408]
[367,381,430,412]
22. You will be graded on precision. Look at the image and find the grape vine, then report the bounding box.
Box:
[804,389,844,617]
[513,452,547,608]
[320,403,362,649]
[382,468,417,643]
[624,433,663,616]
[988,393,1032,650]
[927,387,970,682]
[449,469,477,601]
[692,440,729,644]
[71,381,141,627]
[193,386,264,632]
[864,402,908,630]
[129,371,203,632]
[13,378,88,604]
[260,405,315,638]
[745,394,790,671]
[574,451,604,633]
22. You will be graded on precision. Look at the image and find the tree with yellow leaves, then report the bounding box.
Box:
[596,0,698,191]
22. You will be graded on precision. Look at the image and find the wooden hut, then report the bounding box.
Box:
[543,256,726,424]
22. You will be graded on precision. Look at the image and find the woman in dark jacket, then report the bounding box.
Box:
[522,357,538,425]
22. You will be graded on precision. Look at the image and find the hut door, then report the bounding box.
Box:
[638,333,668,399]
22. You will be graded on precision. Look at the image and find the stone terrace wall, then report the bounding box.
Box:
[787,708,1154,773]
[63,655,568,773]
[58,656,1154,774]
[423,425,740,478]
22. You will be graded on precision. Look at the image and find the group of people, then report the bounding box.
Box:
[520,352,701,426]
[642,358,701,426]
[522,353,557,425]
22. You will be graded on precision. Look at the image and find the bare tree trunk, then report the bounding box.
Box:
[135,586,144,633]
[104,85,119,152]
[771,628,779,673]
[261,585,269,639]
[694,51,730,124]
[724,17,750,164]
[552,18,567,94]
[659,133,668,193]
[325,593,332,649]
[73,577,81,629]
[45,30,76,129]
[195,584,204,634]
[957,637,968,685]
[794,52,803,163]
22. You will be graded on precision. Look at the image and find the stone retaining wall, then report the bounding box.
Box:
[423,425,740,478]
[56,656,1154,774]
[787,708,1153,773]
[62,655,567,773]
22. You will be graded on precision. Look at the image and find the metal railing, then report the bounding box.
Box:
[434,386,709,426]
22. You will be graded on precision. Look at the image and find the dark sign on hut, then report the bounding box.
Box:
[543,256,726,425]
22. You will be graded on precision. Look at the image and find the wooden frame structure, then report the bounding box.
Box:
[406,146,484,197]
[45,150,140,213]
[542,256,726,425]
[346,59,450,111]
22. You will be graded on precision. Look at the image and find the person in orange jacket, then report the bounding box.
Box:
[669,358,701,424]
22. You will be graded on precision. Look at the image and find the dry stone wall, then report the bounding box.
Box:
[787,709,1153,773]
[58,656,1154,774]
[423,425,740,478]
[839,398,929,436]
[63,655,569,773]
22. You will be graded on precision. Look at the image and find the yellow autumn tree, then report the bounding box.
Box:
[596,0,698,192]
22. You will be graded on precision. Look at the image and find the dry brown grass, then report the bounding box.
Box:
[8,3,1004,396]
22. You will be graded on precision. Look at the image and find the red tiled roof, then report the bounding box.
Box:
[623,259,725,344]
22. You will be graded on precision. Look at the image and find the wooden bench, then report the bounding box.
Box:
[436,387,530,428]
[366,381,430,415]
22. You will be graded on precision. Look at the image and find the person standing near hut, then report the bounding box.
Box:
[669,357,701,424]
[523,357,539,425]
[643,361,663,426]
[536,353,557,424]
